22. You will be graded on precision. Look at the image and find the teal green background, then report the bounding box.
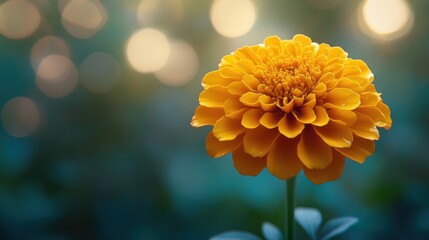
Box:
[0,0,428,239]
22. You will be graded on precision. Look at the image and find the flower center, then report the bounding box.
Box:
[253,53,322,103]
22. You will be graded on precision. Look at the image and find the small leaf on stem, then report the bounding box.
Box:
[319,217,358,240]
[262,222,283,240]
[294,207,322,240]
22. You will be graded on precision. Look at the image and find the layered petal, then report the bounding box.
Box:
[297,127,333,169]
[206,131,243,158]
[213,116,246,141]
[191,105,224,127]
[314,121,353,148]
[232,145,267,176]
[336,136,375,163]
[323,88,361,110]
[243,126,280,157]
[278,114,305,138]
[267,136,302,179]
[304,150,345,184]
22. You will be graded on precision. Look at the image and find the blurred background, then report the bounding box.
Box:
[0,0,428,239]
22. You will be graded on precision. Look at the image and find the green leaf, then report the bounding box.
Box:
[262,222,283,240]
[319,217,358,240]
[210,231,262,240]
[295,207,322,240]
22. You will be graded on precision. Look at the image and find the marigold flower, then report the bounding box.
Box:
[191,34,391,184]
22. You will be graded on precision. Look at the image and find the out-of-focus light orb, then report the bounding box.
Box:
[61,0,107,39]
[155,41,198,86]
[210,0,256,38]
[125,28,170,73]
[137,0,184,24]
[0,0,41,39]
[36,55,78,98]
[359,0,413,40]
[80,52,121,93]
[1,97,40,138]
[31,36,70,71]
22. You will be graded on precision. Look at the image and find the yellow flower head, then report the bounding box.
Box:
[191,34,391,184]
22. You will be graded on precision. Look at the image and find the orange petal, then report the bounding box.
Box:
[213,116,246,141]
[227,81,248,95]
[267,136,302,180]
[293,106,317,124]
[336,136,375,163]
[199,86,231,107]
[323,88,360,110]
[297,127,333,169]
[260,111,284,129]
[340,65,361,77]
[242,75,260,91]
[377,101,392,129]
[350,112,379,140]
[206,131,243,158]
[259,95,277,111]
[360,92,381,107]
[240,92,261,107]
[303,150,345,184]
[219,66,242,78]
[236,46,261,63]
[264,36,282,48]
[337,78,362,92]
[241,108,264,129]
[357,106,389,128]
[202,71,232,88]
[232,145,266,176]
[224,99,247,118]
[220,54,239,67]
[312,106,329,126]
[278,114,305,138]
[319,72,335,83]
[236,60,254,74]
[313,122,353,148]
[191,106,224,127]
[293,34,312,46]
[349,59,372,79]
[327,46,347,60]
[328,109,357,126]
[311,82,327,98]
[243,126,279,157]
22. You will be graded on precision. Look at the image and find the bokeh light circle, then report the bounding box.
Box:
[31,36,70,71]
[80,52,121,93]
[155,41,198,86]
[125,28,170,73]
[359,0,413,41]
[1,97,40,138]
[61,0,107,39]
[36,55,78,98]
[0,0,41,39]
[210,0,256,38]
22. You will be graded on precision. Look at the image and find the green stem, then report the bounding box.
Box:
[286,177,296,240]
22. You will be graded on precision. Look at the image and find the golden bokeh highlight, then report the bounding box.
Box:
[31,36,70,71]
[1,97,40,138]
[61,0,107,39]
[80,52,121,93]
[359,0,413,41]
[0,0,41,39]
[210,0,256,38]
[36,55,78,98]
[155,41,198,86]
[125,28,170,73]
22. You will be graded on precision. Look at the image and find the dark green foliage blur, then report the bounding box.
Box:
[0,0,428,239]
